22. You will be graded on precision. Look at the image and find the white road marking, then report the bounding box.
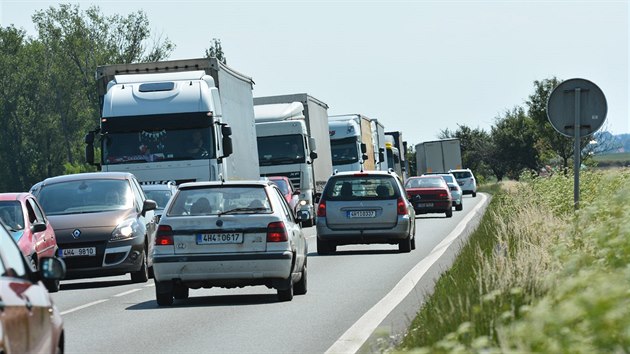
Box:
[61,299,109,316]
[114,289,142,297]
[325,194,489,354]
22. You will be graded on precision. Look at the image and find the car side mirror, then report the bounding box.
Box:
[31,222,47,233]
[295,210,311,224]
[142,199,157,216]
[39,257,66,281]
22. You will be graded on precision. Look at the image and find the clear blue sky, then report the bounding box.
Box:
[2,0,628,147]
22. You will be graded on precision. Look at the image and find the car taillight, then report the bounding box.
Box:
[156,225,174,246]
[267,221,288,242]
[397,197,407,215]
[317,200,326,217]
[438,191,448,199]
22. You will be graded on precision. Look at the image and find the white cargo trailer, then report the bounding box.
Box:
[415,138,462,175]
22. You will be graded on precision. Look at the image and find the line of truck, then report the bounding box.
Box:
[84,57,461,221]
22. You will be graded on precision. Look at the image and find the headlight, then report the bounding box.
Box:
[111,218,139,241]
[299,200,307,206]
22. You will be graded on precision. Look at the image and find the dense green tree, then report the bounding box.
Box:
[490,107,539,180]
[0,4,174,192]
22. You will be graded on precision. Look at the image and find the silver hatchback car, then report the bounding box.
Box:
[316,170,416,254]
[153,180,309,305]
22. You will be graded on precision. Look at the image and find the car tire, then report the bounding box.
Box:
[472,192,477,197]
[44,277,61,293]
[399,235,412,253]
[130,249,149,283]
[302,218,314,228]
[277,275,294,302]
[173,284,189,300]
[155,281,174,306]
[446,209,453,218]
[456,203,463,211]
[317,238,335,255]
[294,262,307,295]
[410,228,416,250]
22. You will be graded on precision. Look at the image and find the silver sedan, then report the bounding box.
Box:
[153,180,309,305]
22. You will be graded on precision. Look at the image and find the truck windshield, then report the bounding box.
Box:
[102,127,215,165]
[330,138,359,164]
[257,135,305,166]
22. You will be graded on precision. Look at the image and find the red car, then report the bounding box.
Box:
[267,176,300,212]
[0,193,60,291]
[404,176,453,218]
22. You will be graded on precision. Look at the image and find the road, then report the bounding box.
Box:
[51,194,489,354]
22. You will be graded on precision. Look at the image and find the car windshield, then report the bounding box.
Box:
[168,186,271,216]
[405,178,445,188]
[143,189,173,210]
[0,201,24,231]
[37,179,133,215]
[324,176,397,201]
[330,138,359,165]
[257,135,306,166]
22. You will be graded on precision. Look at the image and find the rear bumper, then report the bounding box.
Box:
[152,251,293,282]
[316,216,412,245]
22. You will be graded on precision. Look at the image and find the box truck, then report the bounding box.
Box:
[85,57,260,184]
[328,114,376,172]
[415,138,462,175]
[253,93,332,227]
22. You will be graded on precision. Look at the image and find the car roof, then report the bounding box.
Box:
[331,170,400,178]
[141,183,177,191]
[179,180,273,190]
[38,172,135,186]
[0,193,31,201]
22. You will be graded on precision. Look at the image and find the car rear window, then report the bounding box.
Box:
[323,176,398,201]
[405,177,446,188]
[451,171,472,179]
[168,186,271,216]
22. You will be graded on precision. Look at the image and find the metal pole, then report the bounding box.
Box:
[574,88,581,210]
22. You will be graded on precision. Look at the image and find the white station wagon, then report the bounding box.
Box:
[153,180,309,305]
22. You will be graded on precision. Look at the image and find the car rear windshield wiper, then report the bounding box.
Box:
[218,207,268,216]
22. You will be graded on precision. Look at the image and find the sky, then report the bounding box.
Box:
[1,0,628,148]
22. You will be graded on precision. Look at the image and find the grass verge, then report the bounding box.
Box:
[397,169,630,353]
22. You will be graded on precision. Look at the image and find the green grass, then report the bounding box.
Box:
[593,152,630,162]
[397,169,630,353]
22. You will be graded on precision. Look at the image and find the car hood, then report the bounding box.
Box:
[47,209,135,230]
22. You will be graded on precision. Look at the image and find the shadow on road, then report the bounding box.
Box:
[308,248,401,257]
[60,278,133,290]
[126,293,281,310]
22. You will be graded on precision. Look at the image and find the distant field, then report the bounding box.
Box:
[593,152,630,164]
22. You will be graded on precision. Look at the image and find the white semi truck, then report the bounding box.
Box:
[415,138,462,175]
[328,114,376,172]
[253,94,332,227]
[85,57,260,183]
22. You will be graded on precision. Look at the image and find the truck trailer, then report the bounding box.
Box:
[415,138,462,175]
[253,93,332,227]
[85,57,260,184]
[328,114,376,172]
[370,119,388,171]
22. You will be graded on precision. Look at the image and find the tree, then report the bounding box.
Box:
[205,38,226,64]
[490,107,539,180]
[0,4,174,192]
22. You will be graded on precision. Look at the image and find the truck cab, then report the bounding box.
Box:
[328,119,365,172]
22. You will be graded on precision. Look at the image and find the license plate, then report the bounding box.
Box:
[416,202,434,208]
[196,233,243,244]
[347,210,376,218]
[60,247,96,258]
